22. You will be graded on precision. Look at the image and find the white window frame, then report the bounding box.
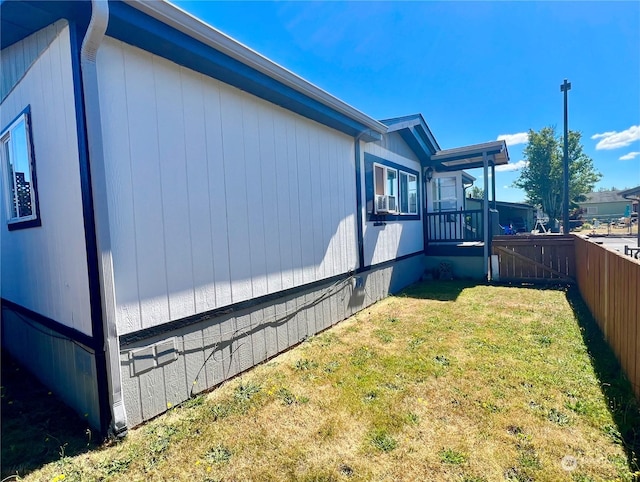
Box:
[586,206,598,215]
[432,176,458,212]
[374,163,398,213]
[399,172,418,215]
[1,108,39,228]
[373,162,420,216]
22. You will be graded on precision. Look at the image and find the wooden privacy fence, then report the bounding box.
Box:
[574,235,640,400]
[492,235,576,282]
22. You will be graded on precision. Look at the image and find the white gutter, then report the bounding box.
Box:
[125,0,387,136]
[81,0,128,437]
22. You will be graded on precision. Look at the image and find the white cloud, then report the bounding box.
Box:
[497,132,529,146]
[619,151,639,161]
[591,125,640,150]
[495,160,528,172]
[591,131,616,140]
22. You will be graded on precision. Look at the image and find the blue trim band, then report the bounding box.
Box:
[364,152,421,222]
[1,298,97,350]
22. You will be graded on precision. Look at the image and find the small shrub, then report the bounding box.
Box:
[210,403,232,420]
[440,448,466,465]
[369,429,397,452]
[294,358,318,371]
[234,381,261,402]
[434,355,450,366]
[547,408,570,426]
[205,444,232,464]
[363,391,377,403]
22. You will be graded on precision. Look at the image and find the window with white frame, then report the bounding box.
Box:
[374,164,398,213]
[432,176,457,212]
[1,107,40,229]
[374,162,418,215]
[586,206,597,215]
[399,172,418,214]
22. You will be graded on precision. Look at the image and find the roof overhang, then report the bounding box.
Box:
[380,114,440,164]
[430,140,510,172]
[1,0,387,142]
[620,186,640,200]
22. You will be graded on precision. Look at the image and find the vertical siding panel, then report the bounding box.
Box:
[98,41,142,333]
[296,121,315,284]
[273,112,293,290]
[162,340,187,408]
[121,355,143,426]
[235,313,254,373]
[219,314,238,379]
[219,86,252,303]
[183,331,205,394]
[286,297,299,346]
[124,48,170,328]
[154,57,196,320]
[32,38,58,323]
[250,310,267,365]
[326,131,339,278]
[139,367,165,421]
[275,299,289,353]
[203,81,232,308]
[242,97,268,299]
[257,105,283,293]
[202,319,224,389]
[181,68,216,313]
[285,116,304,287]
[309,127,325,280]
[263,305,279,360]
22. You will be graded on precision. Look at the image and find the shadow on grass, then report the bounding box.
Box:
[1,352,101,479]
[400,279,473,301]
[564,285,640,473]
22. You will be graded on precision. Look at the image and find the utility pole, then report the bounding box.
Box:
[561,79,571,235]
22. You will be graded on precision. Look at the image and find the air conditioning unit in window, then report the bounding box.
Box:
[375,195,397,214]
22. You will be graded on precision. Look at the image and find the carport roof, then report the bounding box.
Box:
[431,140,510,172]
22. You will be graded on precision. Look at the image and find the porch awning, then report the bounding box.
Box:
[430,140,510,172]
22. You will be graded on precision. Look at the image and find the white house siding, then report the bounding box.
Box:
[362,133,424,266]
[95,38,358,335]
[0,24,92,336]
[0,20,68,102]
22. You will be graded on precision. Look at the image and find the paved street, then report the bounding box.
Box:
[587,235,640,254]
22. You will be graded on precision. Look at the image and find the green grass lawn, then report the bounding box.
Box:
[5,282,640,481]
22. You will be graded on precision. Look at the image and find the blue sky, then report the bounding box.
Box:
[174,1,640,202]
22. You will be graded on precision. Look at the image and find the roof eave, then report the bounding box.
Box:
[124,0,387,136]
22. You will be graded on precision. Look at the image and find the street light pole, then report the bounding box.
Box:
[561,79,571,235]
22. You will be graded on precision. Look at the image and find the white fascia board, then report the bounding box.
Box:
[125,0,387,136]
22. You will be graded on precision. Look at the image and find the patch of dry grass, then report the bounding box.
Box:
[14,282,640,481]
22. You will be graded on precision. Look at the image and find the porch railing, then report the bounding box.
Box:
[426,209,484,242]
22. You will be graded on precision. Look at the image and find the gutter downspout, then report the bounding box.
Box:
[354,132,368,271]
[81,0,128,437]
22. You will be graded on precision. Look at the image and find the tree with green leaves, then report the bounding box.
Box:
[467,186,484,199]
[513,126,601,222]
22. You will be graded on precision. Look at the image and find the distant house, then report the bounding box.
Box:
[578,190,635,220]
[1,0,510,436]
